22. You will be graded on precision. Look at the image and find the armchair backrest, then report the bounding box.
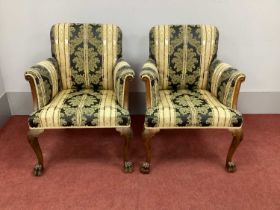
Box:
[149,25,219,90]
[51,23,122,90]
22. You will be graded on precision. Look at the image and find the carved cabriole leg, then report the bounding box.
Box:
[140,128,160,174]
[116,127,134,173]
[226,128,244,172]
[27,129,44,176]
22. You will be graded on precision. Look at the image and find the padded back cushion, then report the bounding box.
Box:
[51,23,122,90]
[149,25,219,90]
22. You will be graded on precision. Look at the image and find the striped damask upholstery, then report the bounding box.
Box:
[142,25,245,128]
[25,23,134,129]
[51,23,122,90]
[25,58,61,109]
[29,90,130,128]
[208,60,245,108]
[140,59,159,107]
[149,25,219,90]
[145,89,242,128]
[114,59,134,107]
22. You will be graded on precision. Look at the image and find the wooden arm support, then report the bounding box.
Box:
[123,75,134,110]
[141,76,152,109]
[232,77,246,110]
[25,75,39,112]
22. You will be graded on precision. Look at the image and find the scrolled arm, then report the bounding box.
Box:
[140,59,159,108]
[208,59,246,109]
[113,58,135,109]
[24,58,60,111]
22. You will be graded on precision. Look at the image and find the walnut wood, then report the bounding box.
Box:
[226,128,244,172]
[116,127,134,173]
[232,77,246,110]
[142,77,152,109]
[123,75,134,110]
[25,75,39,112]
[27,129,44,176]
[140,128,160,174]
[142,129,152,163]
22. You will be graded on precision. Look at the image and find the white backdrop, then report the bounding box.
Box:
[0,0,279,93]
[0,69,5,96]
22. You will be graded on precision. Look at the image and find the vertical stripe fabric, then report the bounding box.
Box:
[51,23,121,91]
[144,24,244,129]
[210,63,231,97]
[140,60,159,107]
[102,24,118,90]
[113,60,135,107]
[37,60,59,98]
[158,91,176,127]
[26,23,133,129]
[199,25,218,89]
[146,89,241,128]
[180,25,188,89]
[200,90,232,127]
[98,90,116,126]
[52,23,70,89]
[25,58,60,109]
[28,90,130,128]
[83,24,90,88]
[208,60,245,108]
[150,24,219,91]
[154,25,170,89]
[44,89,70,127]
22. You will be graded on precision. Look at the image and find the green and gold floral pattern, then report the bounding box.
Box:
[143,25,245,128]
[145,89,243,128]
[50,23,122,90]
[25,58,61,109]
[26,23,134,129]
[208,60,246,108]
[114,59,135,107]
[29,89,130,128]
[140,59,159,107]
[149,25,219,90]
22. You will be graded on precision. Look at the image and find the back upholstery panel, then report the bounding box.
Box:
[149,25,219,90]
[51,23,122,90]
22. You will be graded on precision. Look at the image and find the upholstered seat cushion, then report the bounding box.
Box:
[145,90,243,128]
[29,89,130,128]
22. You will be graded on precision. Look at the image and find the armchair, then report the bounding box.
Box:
[25,23,135,176]
[140,25,245,174]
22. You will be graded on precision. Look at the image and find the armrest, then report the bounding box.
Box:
[24,58,60,111]
[208,59,246,109]
[140,59,159,108]
[113,58,135,109]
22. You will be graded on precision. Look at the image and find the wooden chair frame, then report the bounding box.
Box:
[140,76,245,174]
[25,74,134,176]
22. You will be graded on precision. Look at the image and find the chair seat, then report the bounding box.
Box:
[29,89,130,128]
[145,90,243,128]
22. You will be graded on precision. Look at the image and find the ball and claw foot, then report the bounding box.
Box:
[140,162,150,174]
[33,163,44,176]
[226,161,237,173]
[123,161,134,173]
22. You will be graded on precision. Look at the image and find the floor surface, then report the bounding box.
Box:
[0,115,279,210]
